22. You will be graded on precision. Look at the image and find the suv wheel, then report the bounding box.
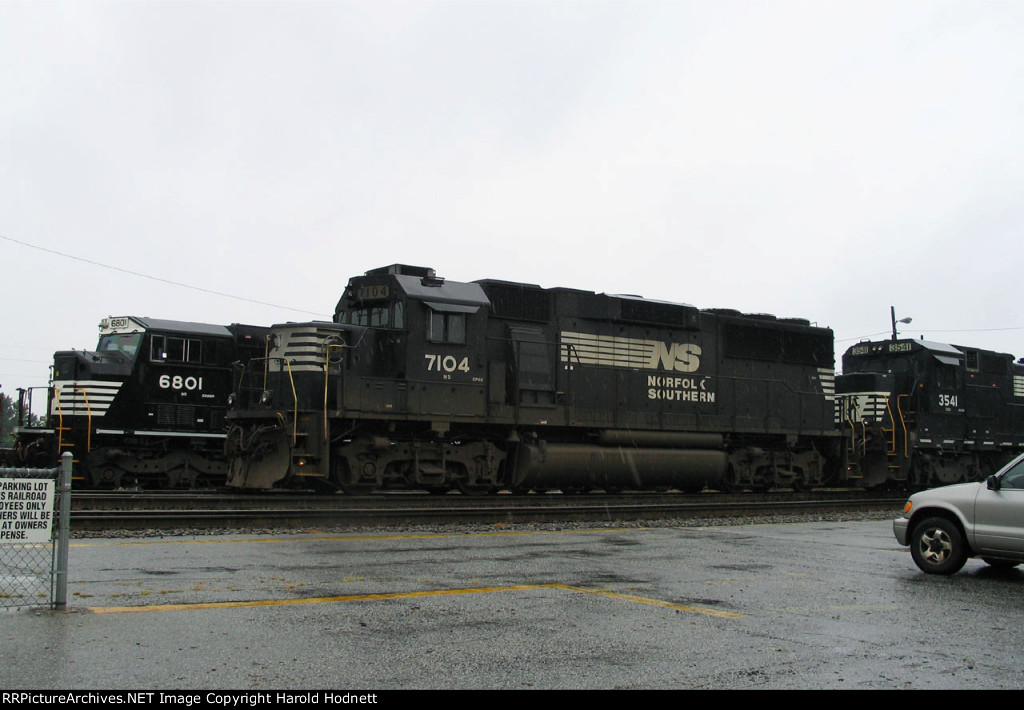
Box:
[909,517,968,575]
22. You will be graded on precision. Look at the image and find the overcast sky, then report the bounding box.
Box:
[2,0,1023,392]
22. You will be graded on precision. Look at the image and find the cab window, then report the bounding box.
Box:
[349,302,404,329]
[429,312,466,344]
[97,333,143,359]
[151,335,202,363]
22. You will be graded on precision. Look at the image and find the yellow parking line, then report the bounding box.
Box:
[89,584,547,613]
[89,583,743,618]
[550,584,745,618]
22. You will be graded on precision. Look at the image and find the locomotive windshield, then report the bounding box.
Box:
[346,301,405,329]
[96,333,143,360]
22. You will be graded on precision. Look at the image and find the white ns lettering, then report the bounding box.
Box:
[650,343,702,373]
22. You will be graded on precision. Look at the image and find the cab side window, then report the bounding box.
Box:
[151,335,202,363]
[429,313,466,344]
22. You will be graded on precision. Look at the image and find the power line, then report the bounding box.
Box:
[0,233,331,318]
[838,326,1024,343]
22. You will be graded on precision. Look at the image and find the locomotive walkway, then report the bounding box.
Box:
[4,519,1023,689]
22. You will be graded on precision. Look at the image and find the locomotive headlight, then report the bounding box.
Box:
[227,393,235,407]
[259,390,273,407]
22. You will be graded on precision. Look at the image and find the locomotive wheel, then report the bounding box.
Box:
[909,517,968,575]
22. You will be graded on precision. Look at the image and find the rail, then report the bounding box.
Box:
[65,489,904,532]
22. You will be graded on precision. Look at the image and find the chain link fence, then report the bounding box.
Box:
[1,454,71,611]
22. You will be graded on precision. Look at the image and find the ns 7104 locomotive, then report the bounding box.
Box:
[225,264,841,493]
[12,316,268,488]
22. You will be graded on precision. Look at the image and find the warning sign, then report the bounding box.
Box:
[0,479,55,543]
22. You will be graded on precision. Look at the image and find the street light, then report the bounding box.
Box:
[891,306,912,341]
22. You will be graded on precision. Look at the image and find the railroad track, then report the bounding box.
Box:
[69,490,906,532]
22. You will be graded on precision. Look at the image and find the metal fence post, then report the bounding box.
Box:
[53,452,72,610]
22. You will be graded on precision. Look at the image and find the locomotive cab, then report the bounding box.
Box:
[226,265,495,491]
[14,316,269,488]
[335,264,490,418]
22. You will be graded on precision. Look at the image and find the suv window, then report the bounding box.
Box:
[1000,460,1024,490]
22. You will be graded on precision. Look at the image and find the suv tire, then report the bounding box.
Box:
[909,517,969,575]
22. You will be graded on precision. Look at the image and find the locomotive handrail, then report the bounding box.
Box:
[323,344,347,439]
[840,396,864,458]
[263,332,271,389]
[15,385,49,429]
[235,357,283,405]
[53,386,63,454]
[880,398,898,458]
[282,358,299,446]
[896,394,909,459]
[77,387,92,453]
[234,362,248,401]
[232,356,300,445]
[52,386,93,454]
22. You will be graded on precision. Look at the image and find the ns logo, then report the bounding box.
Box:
[649,342,702,373]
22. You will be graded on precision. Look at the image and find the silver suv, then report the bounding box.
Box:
[894,453,1024,574]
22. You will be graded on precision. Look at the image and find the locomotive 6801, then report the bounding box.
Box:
[13,316,268,488]
[225,265,840,493]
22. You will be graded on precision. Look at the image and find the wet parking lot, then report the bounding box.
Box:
[3,519,1023,689]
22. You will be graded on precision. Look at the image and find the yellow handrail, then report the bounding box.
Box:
[52,385,92,454]
[76,387,92,452]
[881,398,896,456]
[896,394,909,458]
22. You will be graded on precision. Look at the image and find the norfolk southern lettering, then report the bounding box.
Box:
[647,375,715,402]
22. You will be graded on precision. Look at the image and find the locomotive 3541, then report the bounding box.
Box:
[836,338,1024,489]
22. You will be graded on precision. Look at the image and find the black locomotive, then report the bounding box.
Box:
[12,316,268,488]
[835,338,1024,489]
[225,264,841,493]
[12,267,1021,493]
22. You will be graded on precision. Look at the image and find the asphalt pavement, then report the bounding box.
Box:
[3,519,1023,689]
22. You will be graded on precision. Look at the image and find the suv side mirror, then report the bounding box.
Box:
[987,474,1001,491]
